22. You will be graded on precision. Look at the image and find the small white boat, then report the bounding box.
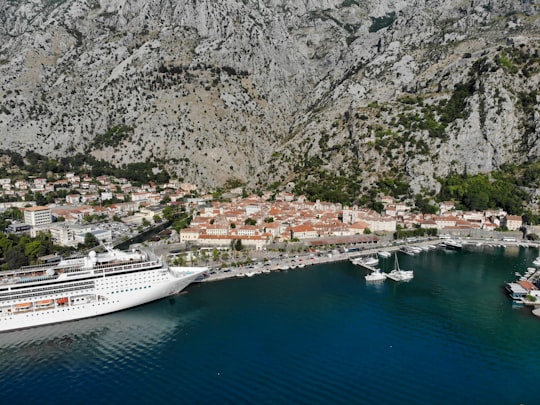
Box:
[365,269,387,281]
[400,247,418,256]
[363,256,379,266]
[378,251,391,258]
[443,239,463,249]
[350,256,379,267]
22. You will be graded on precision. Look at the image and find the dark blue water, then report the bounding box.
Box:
[2,246,540,404]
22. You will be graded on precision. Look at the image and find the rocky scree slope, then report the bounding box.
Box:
[0,0,539,197]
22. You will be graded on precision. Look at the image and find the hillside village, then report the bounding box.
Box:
[0,173,527,250]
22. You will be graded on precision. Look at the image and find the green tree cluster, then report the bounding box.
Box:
[0,232,73,270]
[438,172,527,214]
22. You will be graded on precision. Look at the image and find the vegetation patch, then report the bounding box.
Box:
[437,171,528,214]
[369,12,396,33]
[89,125,133,150]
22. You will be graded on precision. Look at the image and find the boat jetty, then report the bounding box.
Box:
[349,254,388,281]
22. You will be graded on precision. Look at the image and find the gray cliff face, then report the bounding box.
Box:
[0,0,539,193]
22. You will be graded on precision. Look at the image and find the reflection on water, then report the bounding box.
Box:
[502,245,521,257]
[364,279,385,291]
[0,298,202,373]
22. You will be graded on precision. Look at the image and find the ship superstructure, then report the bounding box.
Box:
[0,246,206,332]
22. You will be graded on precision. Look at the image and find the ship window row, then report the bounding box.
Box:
[110,286,151,294]
[101,267,164,279]
[0,285,95,302]
[104,275,161,286]
[95,262,162,276]
[1,281,95,297]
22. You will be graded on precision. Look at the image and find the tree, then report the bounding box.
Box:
[24,239,47,260]
[35,192,47,206]
[84,232,99,248]
[162,206,177,221]
[200,250,209,264]
[4,246,29,270]
[212,248,221,262]
[0,233,13,256]
[414,194,438,214]
[244,218,257,226]
[234,239,243,251]
[173,255,187,266]
[153,214,162,224]
[160,195,171,204]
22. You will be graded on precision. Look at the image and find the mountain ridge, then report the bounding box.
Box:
[0,0,539,197]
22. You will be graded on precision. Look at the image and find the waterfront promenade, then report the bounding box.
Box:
[197,237,538,283]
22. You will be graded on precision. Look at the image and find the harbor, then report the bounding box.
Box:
[4,244,540,405]
[196,236,540,317]
[198,236,538,283]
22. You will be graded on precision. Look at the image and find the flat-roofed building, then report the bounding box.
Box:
[24,206,52,227]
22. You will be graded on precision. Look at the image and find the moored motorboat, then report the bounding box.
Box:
[365,269,387,281]
[351,255,379,267]
[505,282,528,302]
[442,239,463,250]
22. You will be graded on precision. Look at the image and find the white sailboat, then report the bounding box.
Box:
[386,254,414,282]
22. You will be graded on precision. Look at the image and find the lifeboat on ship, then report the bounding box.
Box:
[56,297,68,305]
[15,302,32,310]
[36,299,54,308]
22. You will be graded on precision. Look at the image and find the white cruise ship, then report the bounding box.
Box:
[0,246,207,333]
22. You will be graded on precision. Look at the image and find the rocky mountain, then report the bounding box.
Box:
[0,0,539,199]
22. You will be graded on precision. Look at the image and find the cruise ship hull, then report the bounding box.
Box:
[0,250,206,333]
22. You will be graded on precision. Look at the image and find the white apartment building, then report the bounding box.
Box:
[24,206,52,227]
[50,224,76,246]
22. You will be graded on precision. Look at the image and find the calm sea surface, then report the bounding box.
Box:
[2,246,540,404]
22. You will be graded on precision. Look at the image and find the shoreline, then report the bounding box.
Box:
[197,237,539,283]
